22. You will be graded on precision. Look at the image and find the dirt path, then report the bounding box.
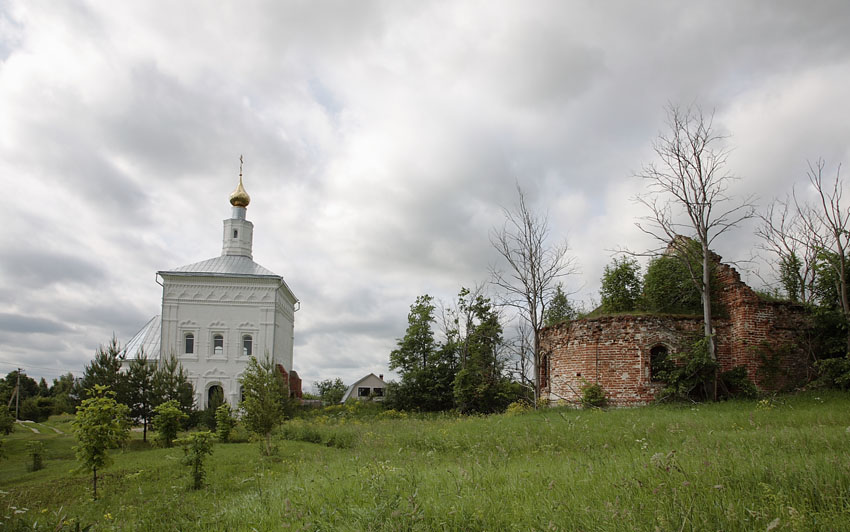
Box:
[16,420,39,433]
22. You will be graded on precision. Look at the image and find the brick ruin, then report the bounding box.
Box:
[540,256,811,406]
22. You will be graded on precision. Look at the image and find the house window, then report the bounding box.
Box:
[242,335,252,357]
[184,333,194,354]
[213,334,224,356]
[358,387,370,397]
[373,387,384,397]
[650,345,669,382]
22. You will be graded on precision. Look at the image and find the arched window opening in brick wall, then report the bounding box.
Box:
[540,353,549,389]
[650,345,669,382]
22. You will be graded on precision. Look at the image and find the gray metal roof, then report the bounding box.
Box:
[158,255,281,279]
[124,315,161,361]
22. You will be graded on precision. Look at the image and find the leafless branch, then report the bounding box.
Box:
[489,184,577,406]
[631,103,756,368]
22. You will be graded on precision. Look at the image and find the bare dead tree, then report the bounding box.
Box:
[798,160,850,352]
[505,320,535,395]
[490,185,576,407]
[634,104,755,371]
[756,195,819,303]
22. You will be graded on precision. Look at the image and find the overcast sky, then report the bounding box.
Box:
[2,1,849,392]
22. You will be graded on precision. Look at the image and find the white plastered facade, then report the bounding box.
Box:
[152,178,297,410]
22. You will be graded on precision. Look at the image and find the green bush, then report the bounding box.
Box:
[27,440,45,471]
[0,407,13,435]
[215,403,236,442]
[719,366,759,399]
[753,343,794,391]
[655,337,719,402]
[641,240,725,316]
[504,400,533,415]
[600,257,642,313]
[178,431,214,490]
[814,358,850,390]
[153,400,187,447]
[19,396,53,422]
[580,381,606,408]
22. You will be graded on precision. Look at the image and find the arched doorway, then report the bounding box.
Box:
[207,384,224,410]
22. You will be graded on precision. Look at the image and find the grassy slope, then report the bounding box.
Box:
[2,392,849,531]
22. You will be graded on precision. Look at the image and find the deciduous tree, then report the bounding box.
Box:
[0,407,14,435]
[761,160,850,353]
[642,252,704,314]
[179,431,214,490]
[72,385,130,499]
[153,399,187,448]
[600,257,642,313]
[390,295,437,375]
[490,185,576,407]
[634,104,754,375]
[51,372,81,415]
[756,198,819,303]
[387,294,458,412]
[315,378,347,405]
[451,290,511,414]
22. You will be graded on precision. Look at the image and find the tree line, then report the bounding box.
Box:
[385,288,526,413]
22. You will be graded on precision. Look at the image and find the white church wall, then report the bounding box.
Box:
[125,170,301,411]
[160,275,294,409]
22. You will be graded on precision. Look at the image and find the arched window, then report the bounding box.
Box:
[233,229,238,238]
[242,335,253,357]
[540,353,549,389]
[184,333,194,354]
[650,345,669,382]
[213,334,224,356]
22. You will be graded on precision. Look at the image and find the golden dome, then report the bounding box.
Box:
[229,173,251,207]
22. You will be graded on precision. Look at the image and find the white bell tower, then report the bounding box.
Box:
[222,156,254,258]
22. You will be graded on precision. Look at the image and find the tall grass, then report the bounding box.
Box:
[2,392,849,530]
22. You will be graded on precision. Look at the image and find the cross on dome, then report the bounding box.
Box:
[229,155,251,207]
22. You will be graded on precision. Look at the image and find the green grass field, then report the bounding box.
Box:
[2,392,849,531]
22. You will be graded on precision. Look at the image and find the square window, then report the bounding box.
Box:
[357,387,370,397]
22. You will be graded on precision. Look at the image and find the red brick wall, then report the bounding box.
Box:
[541,258,809,406]
[715,262,810,388]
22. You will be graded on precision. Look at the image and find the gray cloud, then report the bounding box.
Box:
[0,249,107,288]
[0,313,71,334]
[2,0,850,389]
